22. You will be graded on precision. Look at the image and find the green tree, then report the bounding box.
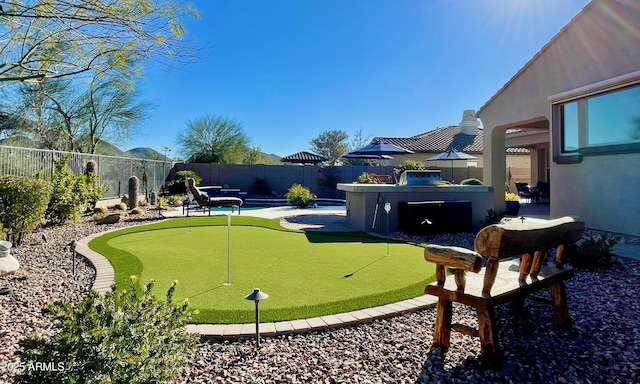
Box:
[0,78,82,150]
[0,1,201,85]
[344,128,372,165]
[0,75,149,153]
[78,77,151,154]
[243,145,263,164]
[309,129,349,166]
[176,115,251,163]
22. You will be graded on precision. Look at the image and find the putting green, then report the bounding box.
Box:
[89,217,435,323]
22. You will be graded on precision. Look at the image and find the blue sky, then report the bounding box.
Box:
[130,0,590,159]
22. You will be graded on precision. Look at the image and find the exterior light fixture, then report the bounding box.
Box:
[245,288,269,348]
[384,202,392,256]
[69,240,78,276]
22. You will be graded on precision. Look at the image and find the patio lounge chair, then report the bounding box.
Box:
[186,178,243,216]
[536,181,550,203]
[515,182,535,203]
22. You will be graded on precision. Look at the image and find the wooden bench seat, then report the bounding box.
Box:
[423,216,585,368]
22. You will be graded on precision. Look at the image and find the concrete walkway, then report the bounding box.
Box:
[76,203,640,340]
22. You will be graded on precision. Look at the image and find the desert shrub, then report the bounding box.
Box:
[167,170,202,194]
[46,155,105,224]
[93,206,107,214]
[156,196,169,210]
[505,192,520,201]
[483,209,506,226]
[114,202,127,211]
[567,233,620,269]
[355,172,380,184]
[460,178,483,185]
[167,194,186,205]
[0,176,51,245]
[394,159,427,175]
[14,278,198,384]
[251,178,272,196]
[131,207,144,215]
[285,184,316,208]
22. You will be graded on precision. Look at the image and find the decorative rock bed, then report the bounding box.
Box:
[1,210,639,383]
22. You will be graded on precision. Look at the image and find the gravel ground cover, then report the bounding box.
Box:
[1,210,639,383]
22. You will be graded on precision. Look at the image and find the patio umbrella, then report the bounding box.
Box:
[425,147,478,183]
[346,140,414,229]
[346,140,415,157]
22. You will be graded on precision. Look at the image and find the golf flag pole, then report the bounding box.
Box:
[384,203,391,256]
[224,214,232,286]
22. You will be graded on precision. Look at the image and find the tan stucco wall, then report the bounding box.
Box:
[388,152,529,184]
[478,0,640,236]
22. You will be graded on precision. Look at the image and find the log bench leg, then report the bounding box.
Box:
[478,307,502,369]
[433,299,453,348]
[550,282,572,328]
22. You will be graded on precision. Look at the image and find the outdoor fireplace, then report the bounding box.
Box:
[398,170,442,186]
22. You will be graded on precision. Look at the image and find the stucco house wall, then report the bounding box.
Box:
[478,0,640,236]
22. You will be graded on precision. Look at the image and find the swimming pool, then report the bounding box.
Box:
[241,198,346,208]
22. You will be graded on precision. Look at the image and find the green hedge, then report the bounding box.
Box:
[0,176,51,245]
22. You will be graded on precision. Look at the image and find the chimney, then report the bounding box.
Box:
[459,110,479,136]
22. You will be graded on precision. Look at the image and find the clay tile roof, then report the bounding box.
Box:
[280,151,328,164]
[374,126,528,154]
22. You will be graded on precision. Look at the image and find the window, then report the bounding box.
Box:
[587,86,640,145]
[554,83,640,162]
[561,101,579,152]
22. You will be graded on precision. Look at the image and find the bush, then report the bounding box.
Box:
[285,184,316,208]
[45,155,105,224]
[355,172,379,184]
[394,159,427,176]
[505,192,520,201]
[156,196,169,210]
[567,233,620,269]
[251,178,272,196]
[460,178,483,185]
[167,170,202,194]
[483,209,506,226]
[167,194,185,206]
[14,278,198,384]
[0,176,51,245]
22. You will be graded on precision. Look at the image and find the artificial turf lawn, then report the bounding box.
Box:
[88,216,436,324]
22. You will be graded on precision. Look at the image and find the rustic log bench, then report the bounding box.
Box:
[423,216,585,368]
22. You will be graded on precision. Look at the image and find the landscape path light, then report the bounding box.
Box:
[69,240,78,276]
[245,288,269,349]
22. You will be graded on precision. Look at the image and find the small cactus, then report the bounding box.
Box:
[149,190,158,205]
[85,159,97,175]
[128,176,139,209]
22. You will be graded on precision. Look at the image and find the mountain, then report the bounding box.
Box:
[260,152,282,164]
[124,147,165,160]
[93,140,124,156]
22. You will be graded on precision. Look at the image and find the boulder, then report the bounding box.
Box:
[98,213,123,225]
